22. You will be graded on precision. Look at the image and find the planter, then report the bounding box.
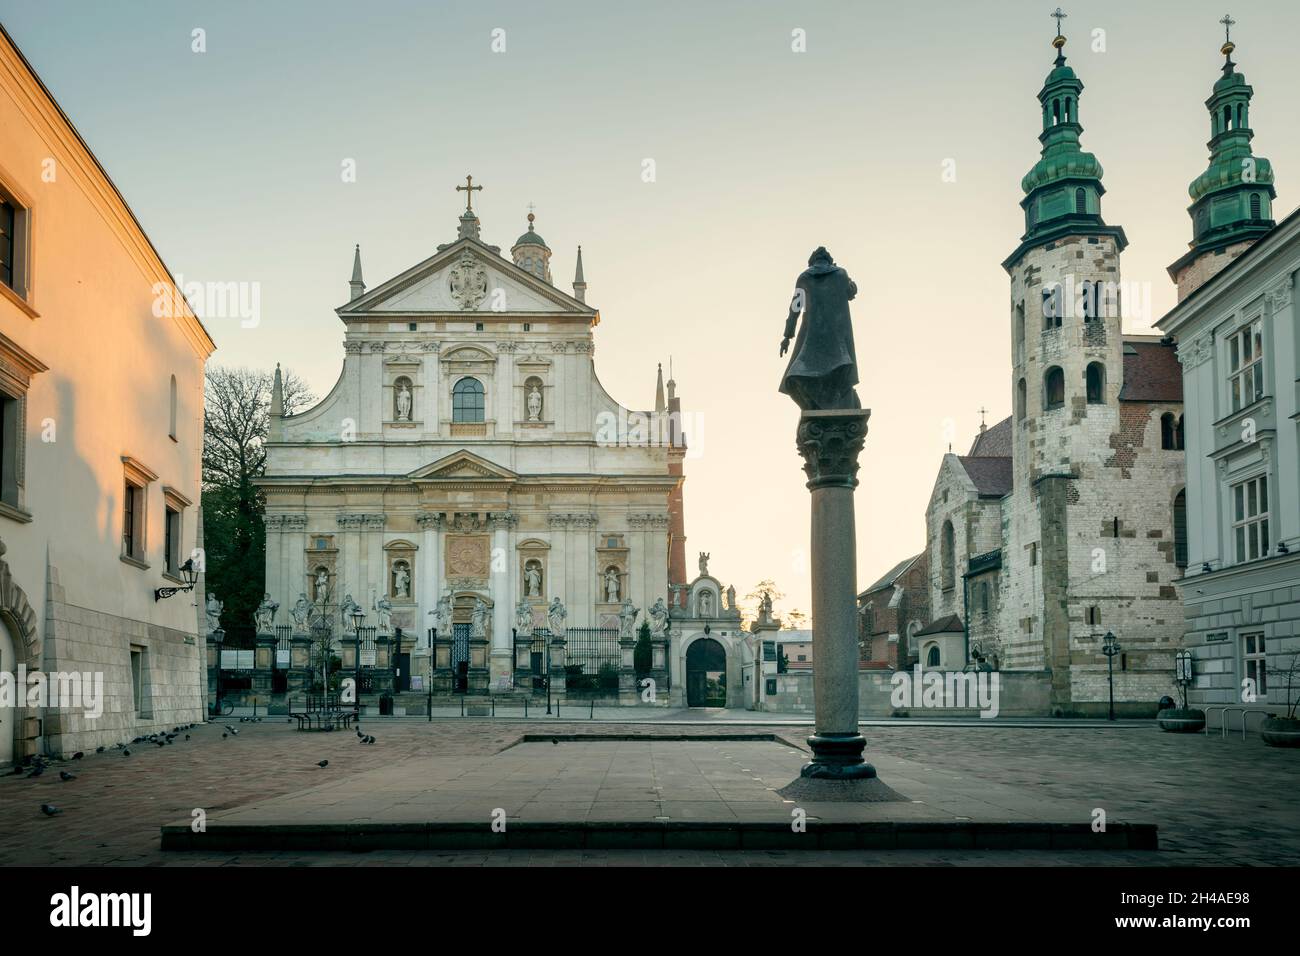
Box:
[1157,708,1206,733]
[1261,716,1300,748]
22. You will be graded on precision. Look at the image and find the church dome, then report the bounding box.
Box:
[511,212,553,284]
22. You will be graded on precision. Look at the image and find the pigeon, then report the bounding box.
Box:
[156,740,166,748]
[71,752,84,760]
[11,765,23,775]
[123,749,131,757]
[552,738,559,745]
[356,729,364,738]
[185,734,191,741]
[41,804,62,816]
[96,746,105,753]
[229,729,239,736]
[222,733,227,739]
[26,766,44,778]
[59,771,76,782]
[317,760,329,768]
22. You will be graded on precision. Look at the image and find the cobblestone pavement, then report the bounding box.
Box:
[1,719,1295,866]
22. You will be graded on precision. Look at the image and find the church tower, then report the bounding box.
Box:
[1168,17,1276,301]
[511,212,553,284]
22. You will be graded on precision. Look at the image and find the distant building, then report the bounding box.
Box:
[857,552,928,668]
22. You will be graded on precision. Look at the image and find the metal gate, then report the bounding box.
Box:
[451,623,471,693]
[528,628,550,690]
[564,626,621,698]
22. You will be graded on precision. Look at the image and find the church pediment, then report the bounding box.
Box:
[339,239,593,316]
[409,450,518,482]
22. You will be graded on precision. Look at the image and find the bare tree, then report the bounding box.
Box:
[203,365,314,489]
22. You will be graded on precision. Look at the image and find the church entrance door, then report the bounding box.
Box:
[0,619,15,765]
[451,624,471,693]
[686,638,727,708]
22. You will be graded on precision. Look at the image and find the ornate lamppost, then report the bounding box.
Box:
[1102,630,1122,721]
[351,605,365,707]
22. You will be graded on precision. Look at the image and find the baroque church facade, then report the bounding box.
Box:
[259,194,705,695]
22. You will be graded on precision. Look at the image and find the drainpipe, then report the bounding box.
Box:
[960,572,970,669]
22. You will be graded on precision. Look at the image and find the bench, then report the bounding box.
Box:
[290,694,359,732]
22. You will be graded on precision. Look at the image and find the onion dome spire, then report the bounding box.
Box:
[1003,10,1127,271]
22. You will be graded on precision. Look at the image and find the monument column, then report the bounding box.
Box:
[417,512,442,651]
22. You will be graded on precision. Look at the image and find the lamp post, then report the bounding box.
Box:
[351,606,365,708]
[154,558,199,602]
[1175,649,1194,710]
[427,627,435,723]
[210,627,225,716]
[1102,630,1122,721]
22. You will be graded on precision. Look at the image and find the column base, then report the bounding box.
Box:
[489,650,514,692]
[801,732,877,780]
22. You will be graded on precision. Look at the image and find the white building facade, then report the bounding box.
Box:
[0,26,214,762]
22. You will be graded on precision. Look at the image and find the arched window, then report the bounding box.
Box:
[452,377,485,423]
[1064,97,1072,122]
[1250,193,1262,219]
[940,520,955,591]
[1160,412,1183,450]
[1042,284,1062,329]
[168,374,177,440]
[1016,378,1027,421]
[1044,366,1065,409]
[1052,99,1061,125]
[1223,105,1232,131]
[1075,188,1086,214]
[1014,302,1025,362]
[926,645,941,668]
[1173,489,1188,568]
[1086,362,1105,404]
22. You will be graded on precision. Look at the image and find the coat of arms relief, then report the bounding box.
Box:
[448,250,488,310]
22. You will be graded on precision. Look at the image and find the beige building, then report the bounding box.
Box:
[0,27,214,761]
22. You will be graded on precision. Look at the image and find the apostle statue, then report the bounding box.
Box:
[618,598,639,639]
[726,584,737,612]
[374,595,393,634]
[340,594,361,632]
[547,597,567,637]
[428,591,453,637]
[526,385,543,422]
[698,552,710,576]
[395,381,412,421]
[291,593,311,631]
[471,597,490,639]
[648,597,669,636]
[393,562,410,599]
[313,567,330,602]
[205,593,223,635]
[698,589,713,617]
[524,561,543,598]
[778,246,861,410]
[515,598,534,636]
[253,593,279,634]
[604,566,621,603]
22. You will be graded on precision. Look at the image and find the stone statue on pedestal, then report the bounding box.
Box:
[205,594,223,635]
[340,594,361,632]
[374,595,393,633]
[515,598,534,636]
[547,597,567,636]
[291,593,311,631]
[253,593,279,633]
[618,598,639,639]
[395,381,412,421]
[779,246,861,411]
[428,591,452,636]
[471,597,489,639]
[648,597,669,636]
[604,567,620,603]
[698,552,710,576]
[726,584,737,612]
[526,385,543,422]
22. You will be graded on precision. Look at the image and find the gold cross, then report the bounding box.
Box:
[456,174,483,211]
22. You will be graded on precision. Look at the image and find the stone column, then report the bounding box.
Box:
[417,511,442,669]
[794,409,876,780]
[489,512,516,689]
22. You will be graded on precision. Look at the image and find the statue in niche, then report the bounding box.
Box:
[698,552,710,576]
[374,595,394,633]
[524,560,543,598]
[515,598,534,635]
[604,567,621,603]
[698,589,713,618]
[392,561,411,599]
[205,593,223,635]
[778,246,861,411]
[313,567,330,602]
[291,593,311,631]
[429,590,453,636]
[471,597,490,639]
[395,380,413,421]
[547,597,567,636]
[618,598,639,639]
[648,597,670,636]
[726,584,737,611]
[526,384,543,422]
[253,593,279,633]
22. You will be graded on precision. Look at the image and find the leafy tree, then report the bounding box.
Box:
[202,365,313,642]
[784,608,810,630]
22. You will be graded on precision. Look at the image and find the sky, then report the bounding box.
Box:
[3,0,1297,618]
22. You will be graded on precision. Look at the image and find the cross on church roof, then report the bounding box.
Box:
[1220,13,1235,44]
[978,406,988,427]
[456,174,483,212]
[1051,7,1067,37]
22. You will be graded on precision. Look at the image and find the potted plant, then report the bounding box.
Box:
[1261,653,1300,748]
[1157,649,1205,733]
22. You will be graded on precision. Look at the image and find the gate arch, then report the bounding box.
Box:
[685,637,727,707]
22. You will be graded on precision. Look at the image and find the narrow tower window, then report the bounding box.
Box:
[1250,193,1262,219]
[1173,489,1188,568]
[1044,367,1065,409]
[1075,188,1086,214]
[1016,378,1027,421]
[1086,363,1105,404]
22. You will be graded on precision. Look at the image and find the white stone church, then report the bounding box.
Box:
[260,190,747,700]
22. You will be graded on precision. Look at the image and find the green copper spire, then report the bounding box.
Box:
[1171,16,1275,276]
[1004,13,1126,271]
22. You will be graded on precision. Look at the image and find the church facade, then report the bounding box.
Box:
[259,196,689,695]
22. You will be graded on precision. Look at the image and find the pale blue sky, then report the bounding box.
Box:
[4,0,1297,613]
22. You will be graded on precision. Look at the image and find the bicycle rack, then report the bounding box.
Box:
[1204,706,1272,740]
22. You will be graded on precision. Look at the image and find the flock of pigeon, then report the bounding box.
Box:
[11,715,378,817]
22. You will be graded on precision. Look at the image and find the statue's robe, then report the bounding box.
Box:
[779,259,860,410]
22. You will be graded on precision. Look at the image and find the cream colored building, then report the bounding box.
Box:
[0,26,214,762]
[260,201,681,691]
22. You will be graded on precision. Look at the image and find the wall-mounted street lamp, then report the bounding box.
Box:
[154,558,198,602]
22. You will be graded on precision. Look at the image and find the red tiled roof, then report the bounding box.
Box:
[1119,338,1183,403]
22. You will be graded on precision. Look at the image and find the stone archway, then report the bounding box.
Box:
[685,637,727,708]
[0,538,40,765]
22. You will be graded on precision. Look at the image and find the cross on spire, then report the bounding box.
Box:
[1220,13,1235,44]
[978,406,988,427]
[1051,6,1067,37]
[456,174,483,212]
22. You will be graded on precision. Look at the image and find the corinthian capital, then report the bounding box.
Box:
[795,409,870,490]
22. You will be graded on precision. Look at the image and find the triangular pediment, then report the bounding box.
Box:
[409,450,518,482]
[339,238,594,316]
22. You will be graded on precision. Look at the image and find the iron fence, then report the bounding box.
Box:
[562,626,621,697]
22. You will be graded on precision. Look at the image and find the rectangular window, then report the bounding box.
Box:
[130,646,144,716]
[1231,475,1270,563]
[123,482,137,558]
[1243,632,1267,696]
[0,390,17,507]
[164,507,179,574]
[0,198,13,290]
[1227,320,1264,411]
